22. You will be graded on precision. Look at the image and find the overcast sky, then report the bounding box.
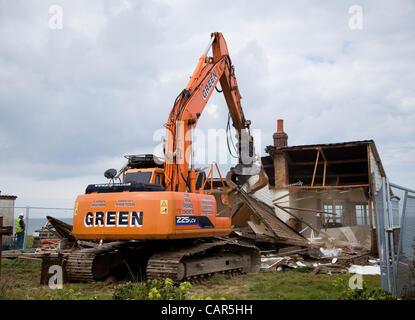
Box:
[0,0,414,217]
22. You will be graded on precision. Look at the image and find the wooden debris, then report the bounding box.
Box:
[40,256,67,285]
[278,246,308,256]
[0,217,13,279]
[259,243,371,275]
[311,264,348,275]
[276,205,337,216]
[46,216,76,242]
[319,252,369,266]
[274,204,333,242]
[77,240,100,248]
[232,189,312,247]
[268,258,286,270]
[17,255,42,261]
[2,249,37,259]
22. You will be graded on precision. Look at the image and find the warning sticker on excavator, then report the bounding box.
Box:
[73,202,78,216]
[160,200,168,214]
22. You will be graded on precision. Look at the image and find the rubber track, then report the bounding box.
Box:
[66,242,128,282]
[146,240,259,281]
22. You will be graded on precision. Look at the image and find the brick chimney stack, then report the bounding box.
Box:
[273,119,288,147]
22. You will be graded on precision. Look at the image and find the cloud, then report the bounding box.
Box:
[205,104,219,119]
[0,0,414,207]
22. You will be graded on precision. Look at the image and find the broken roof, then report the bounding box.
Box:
[264,140,386,187]
[266,139,373,152]
[230,189,311,247]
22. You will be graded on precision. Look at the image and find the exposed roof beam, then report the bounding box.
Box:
[290,173,369,178]
[288,158,367,166]
[288,184,369,190]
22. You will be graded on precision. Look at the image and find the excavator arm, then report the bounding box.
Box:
[164,32,257,193]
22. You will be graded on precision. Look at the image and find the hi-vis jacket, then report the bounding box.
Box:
[15,217,24,233]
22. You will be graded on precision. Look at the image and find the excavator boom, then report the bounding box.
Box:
[164,32,256,193]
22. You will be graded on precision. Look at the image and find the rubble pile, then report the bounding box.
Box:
[260,246,380,275]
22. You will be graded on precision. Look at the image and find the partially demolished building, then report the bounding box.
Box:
[259,120,386,253]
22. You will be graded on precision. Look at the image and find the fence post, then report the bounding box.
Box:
[385,178,397,295]
[23,206,29,250]
[381,177,392,292]
[0,217,13,279]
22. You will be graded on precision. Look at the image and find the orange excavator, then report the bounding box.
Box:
[66,32,263,282]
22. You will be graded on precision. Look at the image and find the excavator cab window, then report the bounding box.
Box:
[155,175,160,185]
[125,171,152,184]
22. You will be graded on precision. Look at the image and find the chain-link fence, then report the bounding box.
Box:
[0,206,73,250]
[375,178,415,298]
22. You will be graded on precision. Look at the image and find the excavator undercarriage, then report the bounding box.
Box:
[146,239,260,281]
[65,238,260,283]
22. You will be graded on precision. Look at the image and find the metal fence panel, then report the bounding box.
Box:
[375,180,391,291]
[0,206,73,250]
[395,194,415,298]
[376,179,415,298]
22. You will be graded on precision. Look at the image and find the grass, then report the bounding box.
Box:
[0,258,381,300]
[0,259,115,300]
[189,270,381,300]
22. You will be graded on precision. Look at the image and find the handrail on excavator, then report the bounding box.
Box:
[199,162,232,217]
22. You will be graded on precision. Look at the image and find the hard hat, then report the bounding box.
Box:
[19,213,24,217]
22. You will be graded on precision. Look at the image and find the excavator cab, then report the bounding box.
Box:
[124,169,164,186]
[111,154,166,187]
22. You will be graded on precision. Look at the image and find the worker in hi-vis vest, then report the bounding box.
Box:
[15,213,25,249]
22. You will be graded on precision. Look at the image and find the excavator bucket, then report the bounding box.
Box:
[226,156,269,194]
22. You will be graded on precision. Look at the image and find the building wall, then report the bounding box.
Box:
[370,148,383,192]
[243,167,370,228]
[0,198,15,227]
[269,189,292,222]
[247,179,373,249]
[289,189,369,238]
[242,174,292,222]
[0,197,16,249]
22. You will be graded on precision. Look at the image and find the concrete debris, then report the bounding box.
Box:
[320,248,342,257]
[348,265,381,275]
[296,261,306,267]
